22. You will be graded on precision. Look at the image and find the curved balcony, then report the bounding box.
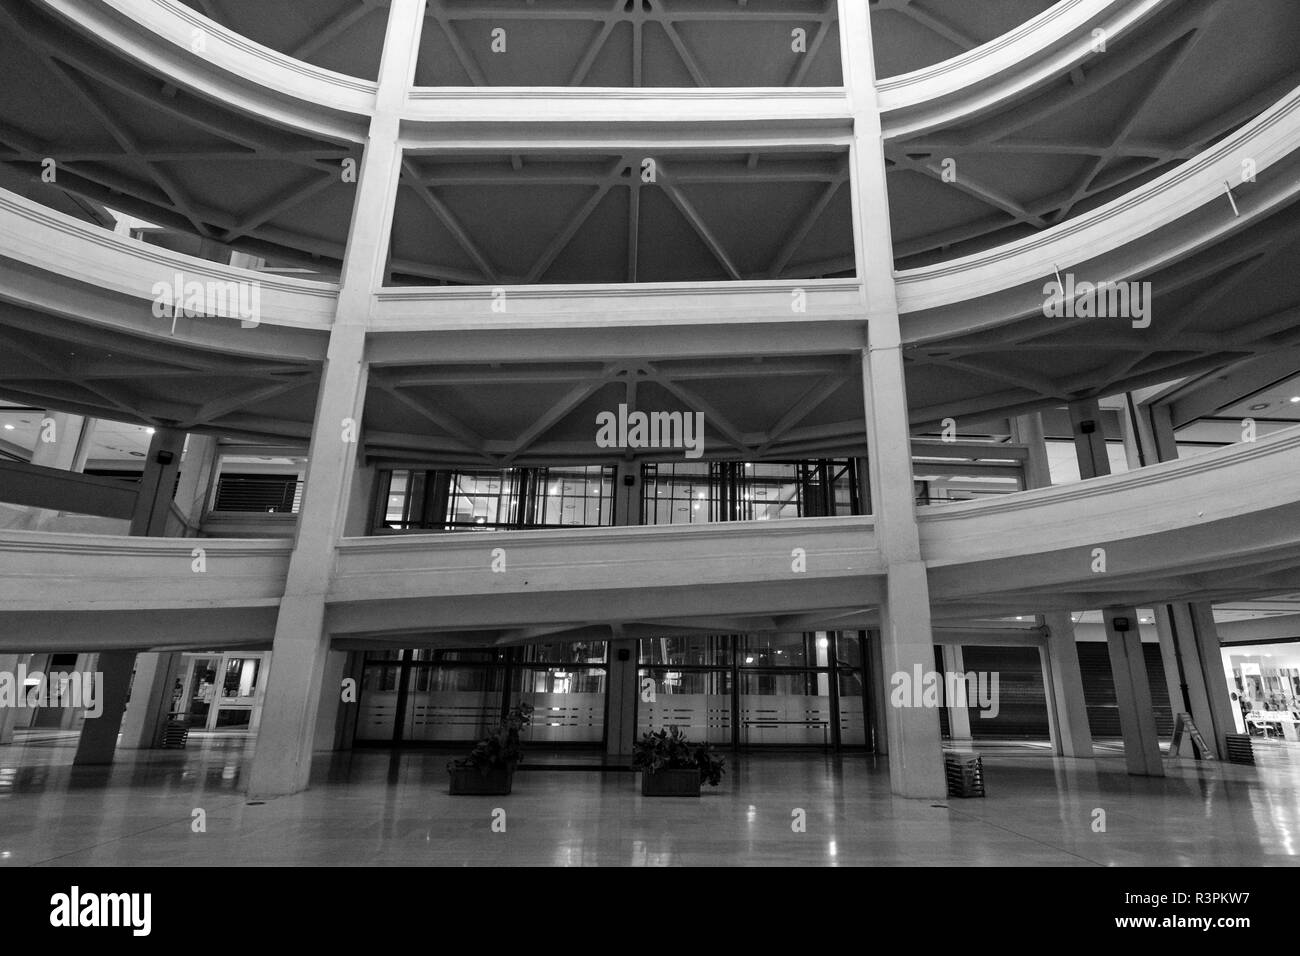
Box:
[879,0,1167,138]
[3,430,1300,647]
[0,533,290,652]
[922,425,1300,614]
[896,83,1300,318]
[0,189,339,342]
[327,516,885,636]
[41,0,376,137]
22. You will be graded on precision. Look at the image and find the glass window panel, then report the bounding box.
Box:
[361,664,400,693]
[739,633,811,668]
[637,666,732,745]
[384,470,410,526]
[524,641,608,664]
[356,664,402,741]
[403,666,505,742]
[438,649,503,663]
[513,667,606,743]
[739,670,832,746]
[445,470,520,530]
[834,632,864,669]
[536,466,613,528]
[638,635,733,666]
[837,669,868,746]
[642,462,714,526]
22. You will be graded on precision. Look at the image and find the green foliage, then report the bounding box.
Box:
[448,702,534,776]
[631,725,725,787]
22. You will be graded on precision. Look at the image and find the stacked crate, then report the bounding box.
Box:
[944,751,985,798]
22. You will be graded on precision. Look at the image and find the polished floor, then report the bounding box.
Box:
[0,733,1297,866]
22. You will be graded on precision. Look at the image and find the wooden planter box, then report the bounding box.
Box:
[448,766,514,795]
[641,768,701,797]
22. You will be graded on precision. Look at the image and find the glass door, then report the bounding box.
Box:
[211,655,264,730]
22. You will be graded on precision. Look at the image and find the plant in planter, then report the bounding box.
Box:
[632,725,725,797]
[447,702,534,795]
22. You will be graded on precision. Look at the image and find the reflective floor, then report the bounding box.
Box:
[0,732,1297,866]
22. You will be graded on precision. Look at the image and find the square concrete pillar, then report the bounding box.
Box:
[1041,612,1095,757]
[605,637,639,759]
[1103,608,1164,776]
[73,651,135,766]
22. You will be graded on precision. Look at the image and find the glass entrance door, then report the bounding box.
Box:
[177,653,268,732]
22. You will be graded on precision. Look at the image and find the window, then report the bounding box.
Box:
[642,460,860,525]
[376,466,614,532]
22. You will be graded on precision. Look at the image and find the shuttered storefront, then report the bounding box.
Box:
[1076,642,1174,738]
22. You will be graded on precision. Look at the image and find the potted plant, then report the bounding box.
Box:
[632,725,725,797]
[447,702,534,795]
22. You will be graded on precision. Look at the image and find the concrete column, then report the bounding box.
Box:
[854,456,872,514]
[344,462,377,537]
[129,427,186,537]
[1134,398,1236,758]
[246,334,367,794]
[841,0,944,797]
[1012,413,1053,490]
[1151,605,1192,752]
[0,654,18,744]
[117,652,184,749]
[119,435,213,748]
[60,653,96,730]
[1041,613,1095,757]
[1146,402,1180,463]
[1068,399,1111,479]
[246,0,426,799]
[311,650,351,751]
[167,433,219,537]
[1102,608,1164,776]
[1011,415,1094,757]
[16,654,44,729]
[1188,603,1238,755]
[614,458,641,527]
[941,645,972,743]
[78,428,188,758]
[1154,602,1221,758]
[72,651,135,765]
[606,467,641,759]
[605,637,638,759]
[867,630,888,755]
[120,432,210,745]
[1113,397,1143,470]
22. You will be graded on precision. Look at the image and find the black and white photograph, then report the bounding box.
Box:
[0,0,1292,928]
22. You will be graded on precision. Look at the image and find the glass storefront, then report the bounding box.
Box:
[636,631,871,749]
[356,643,608,745]
[1222,642,1300,741]
[356,632,874,750]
